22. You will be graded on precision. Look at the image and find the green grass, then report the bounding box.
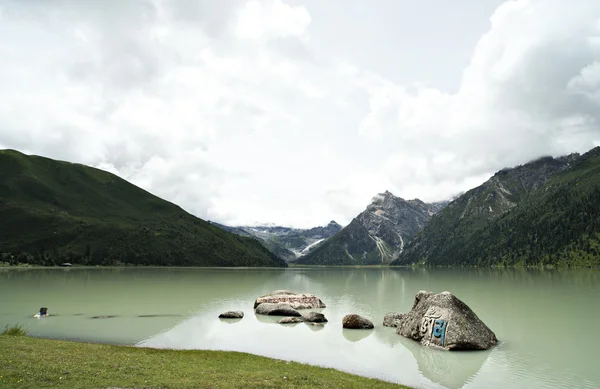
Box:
[0,335,408,389]
[1,324,27,336]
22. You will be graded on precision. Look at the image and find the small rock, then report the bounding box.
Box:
[279,317,303,324]
[255,303,301,317]
[383,312,404,327]
[302,312,328,323]
[218,311,244,319]
[342,314,374,329]
[307,322,324,327]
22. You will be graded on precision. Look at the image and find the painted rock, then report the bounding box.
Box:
[254,290,326,310]
[396,291,497,350]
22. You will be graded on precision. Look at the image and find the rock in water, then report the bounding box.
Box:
[302,312,328,323]
[218,311,244,319]
[383,312,404,327]
[255,303,302,317]
[254,290,326,309]
[342,314,374,329]
[396,291,497,350]
[279,317,303,324]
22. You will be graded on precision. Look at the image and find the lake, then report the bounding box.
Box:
[1,267,598,389]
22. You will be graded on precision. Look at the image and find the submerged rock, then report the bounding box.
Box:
[254,290,326,310]
[383,312,404,327]
[279,317,303,324]
[302,312,328,323]
[255,303,301,317]
[396,291,497,350]
[342,314,374,329]
[218,311,244,319]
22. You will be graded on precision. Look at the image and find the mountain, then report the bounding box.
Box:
[296,191,447,265]
[0,150,287,267]
[210,221,342,261]
[393,148,600,267]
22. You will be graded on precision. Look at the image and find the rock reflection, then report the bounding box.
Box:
[218,318,242,324]
[398,336,489,389]
[342,328,372,342]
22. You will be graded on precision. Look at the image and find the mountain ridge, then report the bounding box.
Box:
[0,149,287,267]
[392,148,600,267]
[210,220,342,261]
[296,191,447,265]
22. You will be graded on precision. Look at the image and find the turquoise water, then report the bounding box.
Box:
[1,267,598,389]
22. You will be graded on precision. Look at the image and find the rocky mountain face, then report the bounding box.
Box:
[296,191,447,265]
[210,221,342,262]
[392,150,600,267]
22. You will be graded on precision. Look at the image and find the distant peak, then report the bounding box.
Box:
[327,220,340,226]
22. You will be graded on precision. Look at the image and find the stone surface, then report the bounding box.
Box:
[255,302,301,317]
[396,290,497,350]
[342,314,374,329]
[383,312,404,327]
[218,311,244,319]
[279,317,303,324]
[254,290,326,309]
[302,312,328,323]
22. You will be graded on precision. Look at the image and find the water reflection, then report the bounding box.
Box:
[342,328,372,342]
[398,336,489,389]
[1,267,600,389]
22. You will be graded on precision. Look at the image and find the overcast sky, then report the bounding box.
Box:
[1,0,600,228]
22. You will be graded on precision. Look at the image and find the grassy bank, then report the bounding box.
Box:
[0,334,407,389]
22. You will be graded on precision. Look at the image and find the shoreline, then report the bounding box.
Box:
[2,262,599,270]
[0,334,409,388]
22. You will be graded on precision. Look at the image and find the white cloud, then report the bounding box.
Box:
[235,0,311,40]
[0,0,599,227]
[359,0,600,201]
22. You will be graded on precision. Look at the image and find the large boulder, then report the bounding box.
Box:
[383,312,404,327]
[218,311,244,319]
[254,290,326,310]
[342,314,374,329]
[255,302,301,317]
[396,291,497,350]
[302,312,328,323]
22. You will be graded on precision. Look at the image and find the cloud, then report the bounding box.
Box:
[0,0,599,227]
[359,0,600,201]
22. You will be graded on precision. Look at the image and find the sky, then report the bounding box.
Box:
[1,0,600,228]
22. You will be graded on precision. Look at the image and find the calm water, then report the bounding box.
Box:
[1,267,598,389]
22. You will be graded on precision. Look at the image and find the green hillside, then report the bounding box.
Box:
[0,150,287,267]
[393,147,600,267]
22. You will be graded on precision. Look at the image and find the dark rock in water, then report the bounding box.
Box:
[279,317,303,324]
[218,311,244,319]
[255,303,301,317]
[302,312,328,323]
[396,290,497,350]
[254,290,326,309]
[307,322,324,327]
[342,314,374,329]
[90,315,118,319]
[383,312,404,327]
